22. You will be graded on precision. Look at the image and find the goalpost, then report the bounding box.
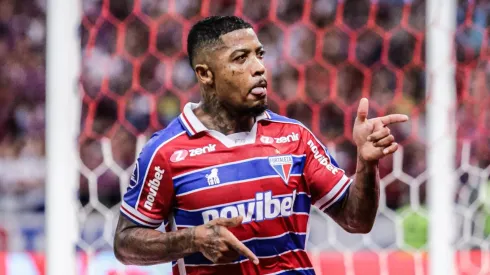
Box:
[46,0,80,274]
[426,0,457,274]
[43,0,461,274]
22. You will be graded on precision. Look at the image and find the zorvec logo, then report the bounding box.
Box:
[260,132,299,144]
[202,190,297,223]
[307,139,339,175]
[170,144,216,162]
[143,166,165,210]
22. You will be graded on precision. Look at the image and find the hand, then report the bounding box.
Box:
[353,98,409,162]
[194,216,259,265]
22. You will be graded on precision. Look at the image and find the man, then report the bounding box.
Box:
[114,15,408,275]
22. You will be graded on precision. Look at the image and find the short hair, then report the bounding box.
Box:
[187,16,253,68]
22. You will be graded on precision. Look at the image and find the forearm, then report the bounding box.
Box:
[343,153,380,232]
[328,152,380,233]
[114,224,198,265]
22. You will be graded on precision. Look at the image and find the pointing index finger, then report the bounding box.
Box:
[379,114,409,126]
[224,230,259,265]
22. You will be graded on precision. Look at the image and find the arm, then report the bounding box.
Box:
[326,98,407,234]
[326,156,379,234]
[114,215,259,266]
[114,215,197,265]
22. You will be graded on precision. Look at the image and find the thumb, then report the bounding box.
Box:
[209,216,243,228]
[357,98,369,122]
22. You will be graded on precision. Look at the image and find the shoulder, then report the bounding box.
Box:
[264,110,309,132]
[139,118,187,163]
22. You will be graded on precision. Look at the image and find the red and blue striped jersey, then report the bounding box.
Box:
[120,103,353,275]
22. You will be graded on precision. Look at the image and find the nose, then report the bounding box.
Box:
[251,56,265,77]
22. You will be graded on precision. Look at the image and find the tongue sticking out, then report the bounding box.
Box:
[250,87,267,96]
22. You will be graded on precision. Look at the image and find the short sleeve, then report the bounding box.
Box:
[120,139,174,228]
[302,128,352,211]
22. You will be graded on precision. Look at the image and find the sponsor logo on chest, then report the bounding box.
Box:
[170,144,216,162]
[260,132,299,144]
[202,190,297,223]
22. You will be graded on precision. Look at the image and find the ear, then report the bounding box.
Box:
[195,64,214,85]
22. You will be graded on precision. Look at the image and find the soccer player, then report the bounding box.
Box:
[114,16,409,275]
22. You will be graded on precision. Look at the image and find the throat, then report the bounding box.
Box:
[195,103,255,135]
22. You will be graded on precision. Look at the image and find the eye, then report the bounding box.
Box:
[258,50,266,58]
[234,54,246,63]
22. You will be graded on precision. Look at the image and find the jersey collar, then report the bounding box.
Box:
[179,102,271,137]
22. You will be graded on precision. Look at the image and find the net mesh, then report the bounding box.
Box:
[78,0,490,273]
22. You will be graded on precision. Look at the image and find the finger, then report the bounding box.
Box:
[373,135,395,147]
[208,216,243,228]
[382,142,399,155]
[379,114,409,126]
[224,231,259,265]
[357,98,369,122]
[367,127,390,142]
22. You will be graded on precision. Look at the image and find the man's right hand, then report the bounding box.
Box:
[194,216,259,265]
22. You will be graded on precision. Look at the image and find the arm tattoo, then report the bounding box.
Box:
[114,216,198,265]
[327,154,380,233]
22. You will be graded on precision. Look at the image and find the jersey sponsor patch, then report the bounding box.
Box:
[129,161,139,188]
[269,155,293,185]
[201,190,297,223]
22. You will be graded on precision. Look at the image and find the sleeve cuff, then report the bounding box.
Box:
[120,201,164,228]
[313,175,353,211]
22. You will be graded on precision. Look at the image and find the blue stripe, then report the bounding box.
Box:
[123,118,185,208]
[174,193,311,227]
[174,155,306,195]
[275,268,316,275]
[184,232,307,265]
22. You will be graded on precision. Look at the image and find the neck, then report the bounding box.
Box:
[194,99,255,135]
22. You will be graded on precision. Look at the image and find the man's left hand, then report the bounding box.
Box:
[353,98,409,162]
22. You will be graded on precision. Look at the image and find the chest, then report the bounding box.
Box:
[167,136,310,227]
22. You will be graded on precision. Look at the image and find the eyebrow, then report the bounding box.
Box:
[230,45,264,56]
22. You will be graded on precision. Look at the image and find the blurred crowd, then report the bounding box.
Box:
[0,0,489,251]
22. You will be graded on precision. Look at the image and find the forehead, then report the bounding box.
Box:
[219,28,261,51]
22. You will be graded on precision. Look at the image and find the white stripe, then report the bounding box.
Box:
[184,248,306,267]
[170,214,187,275]
[134,131,186,210]
[313,175,350,209]
[176,191,310,212]
[172,154,306,180]
[177,174,303,197]
[121,201,165,224]
[265,267,315,275]
[319,179,352,211]
[179,113,195,135]
[120,207,160,228]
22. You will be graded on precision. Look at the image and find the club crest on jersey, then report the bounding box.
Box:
[268,155,293,185]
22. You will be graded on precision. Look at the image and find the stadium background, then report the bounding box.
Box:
[0,0,489,274]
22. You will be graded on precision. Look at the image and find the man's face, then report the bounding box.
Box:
[209,28,268,116]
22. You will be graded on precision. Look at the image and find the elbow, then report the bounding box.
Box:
[342,219,374,234]
[113,234,131,265]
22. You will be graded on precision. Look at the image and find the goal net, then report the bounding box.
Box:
[77,0,490,274]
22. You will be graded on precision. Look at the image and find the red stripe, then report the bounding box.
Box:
[177,176,308,209]
[120,205,161,226]
[182,113,198,135]
[0,252,6,275]
[319,179,351,210]
[184,249,313,275]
